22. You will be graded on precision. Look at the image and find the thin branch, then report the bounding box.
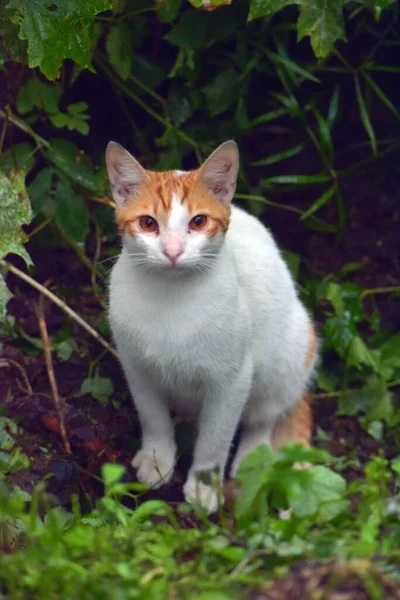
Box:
[0,260,118,359]
[315,378,400,400]
[0,358,33,395]
[36,293,71,455]
[0,108,49,149]
[361,286,400,298]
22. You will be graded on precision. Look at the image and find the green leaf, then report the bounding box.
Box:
[346,336,378,371]
[0,143,35,175]
[16,78,61,114]
[80,369,114,406]
[157,0,182,22]
[297,0,347,58]
[248,0,293,21]
[106,22,132,80]
[338,382,393,423]
[203,69,243,116]
[0,170,32,266]
[7,0,112,80]
[290,465,348,520]
[0,274,13,320]
[281,249,301,280]
[251,143,305,167]
[354,73,377,155]
[49,103,90,135]
[235,444,274,520]
[102,463,126,487]
[262,174,331,184]
[48,140,100,192]
[301,185,336,220]
[28,168,53,217]
[362,71,400,121]
[54,180,89,243]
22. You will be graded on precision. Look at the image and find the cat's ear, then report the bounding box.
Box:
[198,140,239,206]
[106,141,148,208]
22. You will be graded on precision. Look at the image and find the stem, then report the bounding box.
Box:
[235,193,305,215]
[315,378,400,400]
[0,260,118,358]
[0,108,49,149]
[361,286,400,298]
[0,358,33,395]
[36,293,71,455]
[96,56,202,162]
[28,216,54,239]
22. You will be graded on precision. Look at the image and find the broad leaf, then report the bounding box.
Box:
[7,0,112,80]
[80,369,114,406]
[106,22,132,80]
[54,180,89,244]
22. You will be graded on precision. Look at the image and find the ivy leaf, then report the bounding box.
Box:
[106,22,132,80]
[297,0,347,58]
[6,0,112,80]
[54,180,89,243]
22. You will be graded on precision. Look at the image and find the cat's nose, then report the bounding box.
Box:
[162,235,184,265]
[163,248,183,265]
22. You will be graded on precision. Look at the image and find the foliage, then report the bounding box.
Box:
[0,0,399,596]
[0,449,399,598]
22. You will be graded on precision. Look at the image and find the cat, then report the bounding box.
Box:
[106,140,317,514]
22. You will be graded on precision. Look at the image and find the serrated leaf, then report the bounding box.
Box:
[0,170,32,266]
[297,0,347,58]
[54,180,89,243]
[106,22,132,80]
[7,0,112,80]
[346,336,378,371]
[290,465,348,520]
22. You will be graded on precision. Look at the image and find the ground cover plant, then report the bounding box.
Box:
[0,0,399,597]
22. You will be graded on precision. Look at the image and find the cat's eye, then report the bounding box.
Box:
[139,216,158,233]
[189,215,208,231]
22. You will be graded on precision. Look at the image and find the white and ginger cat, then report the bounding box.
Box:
[106,140,317,514]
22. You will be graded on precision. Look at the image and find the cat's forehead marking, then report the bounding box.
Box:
[167,192,190,229]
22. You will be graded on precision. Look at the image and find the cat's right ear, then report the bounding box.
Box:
[106,142,147,208]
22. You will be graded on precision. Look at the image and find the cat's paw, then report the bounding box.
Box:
[132,448,175,488]
[183,477,222,514]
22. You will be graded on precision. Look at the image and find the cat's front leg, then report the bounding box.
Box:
[183,356,253,513]
[121,362,176,488]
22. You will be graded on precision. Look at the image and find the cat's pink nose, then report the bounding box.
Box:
[162,237,184,265]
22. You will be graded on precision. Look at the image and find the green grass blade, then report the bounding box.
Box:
[263,49,321,83]
[314,109,334,162]
[327,85,340,128]
[251,143,306,166]
[354,73,377,155]
[262,174,331,185]
[362,71,400,121]
[301,184,336,220]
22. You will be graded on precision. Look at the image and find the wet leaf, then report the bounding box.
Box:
[0,170,32,266]
[6,0,112,80]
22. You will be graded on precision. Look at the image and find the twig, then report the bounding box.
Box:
[0,259,118,358]
[36,292,71,455]
[0,358,33,395]
[315,378,400,400]
[361,285,400,298]
[0,108,49,149]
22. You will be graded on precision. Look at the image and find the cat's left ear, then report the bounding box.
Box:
[198,140,239,206]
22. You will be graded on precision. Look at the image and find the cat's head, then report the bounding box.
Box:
[105,141,239,273]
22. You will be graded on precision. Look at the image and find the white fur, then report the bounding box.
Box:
[109,202,316,513]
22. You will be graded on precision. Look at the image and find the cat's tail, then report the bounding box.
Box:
[271,391,313,450]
